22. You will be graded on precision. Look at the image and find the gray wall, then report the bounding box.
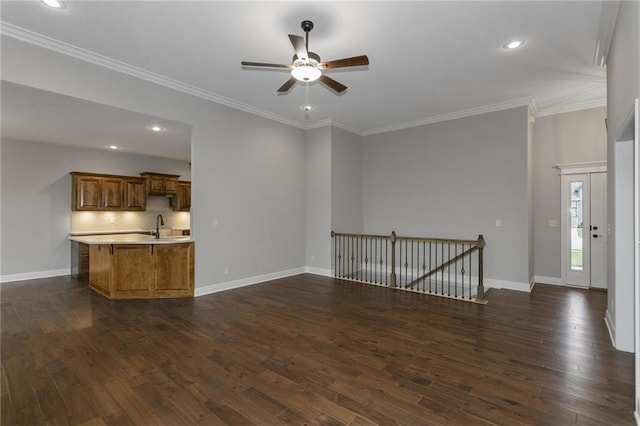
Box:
[331,127,363,234]
[1,36,307,288]
[304,126,332,271]
[0,138,190,278]
[532,107,607,280]
[362,107,531,285]
[606,0,639,352]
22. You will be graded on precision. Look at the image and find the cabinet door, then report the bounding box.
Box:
[124,179,146,210]
[113,245,154,295]
[173,182,191,211]
[76,176,102,210]
[89,244,112,294]
[164,178,178,195]
[154,243,193,294]
[102,178,124,209]
[147,177,165,195]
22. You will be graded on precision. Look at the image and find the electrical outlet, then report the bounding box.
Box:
[224,266,230,275]
[213,219,219,228]
[310,255,315,262]
[109,215,116,224]
[495,219,502,227]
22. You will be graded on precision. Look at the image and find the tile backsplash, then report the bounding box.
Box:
[71,196,190,234]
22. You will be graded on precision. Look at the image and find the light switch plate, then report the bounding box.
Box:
[495,219,502,227]
[548,220,558,228]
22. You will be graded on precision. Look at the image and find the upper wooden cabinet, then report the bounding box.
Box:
[71,172,149,211]
[123,178,146,211]
[71,171,183,211]
[72,172,125,211]
[172,181,191,212]
[140,172,180,196]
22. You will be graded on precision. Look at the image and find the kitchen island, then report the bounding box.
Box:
[68,234,194,299]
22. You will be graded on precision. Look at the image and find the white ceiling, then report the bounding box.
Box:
[1,81,192,161]
[0,1,606,153]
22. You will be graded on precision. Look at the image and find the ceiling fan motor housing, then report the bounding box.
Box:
[292,51,321,66]
[301,20,314,33]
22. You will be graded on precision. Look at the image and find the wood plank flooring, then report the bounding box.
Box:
[1,274,634,425]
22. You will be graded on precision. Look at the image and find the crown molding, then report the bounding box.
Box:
[0,21,307,130]
[593,0,621,67]
[303,118,363,136]
[535,97,607,118]
[361,97,534,136]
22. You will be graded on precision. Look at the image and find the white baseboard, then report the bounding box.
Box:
[634,409,639,426]
[605,309,616,347]
[0,268,71,283]
[484,277,532,293]
[305,267,332,277]
[534,275,563,286]
[194,267,306,297]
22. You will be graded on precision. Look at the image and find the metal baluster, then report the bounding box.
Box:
[440,242,444,296]
[454,243,458,297]
[374,236,378,283]
[385,238,388,286]
[360,236,363,281]
[410,240,413,287]
[404,240,408,288]
[428,241,432,293]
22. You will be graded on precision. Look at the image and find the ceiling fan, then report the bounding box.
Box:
[241,20,369,94]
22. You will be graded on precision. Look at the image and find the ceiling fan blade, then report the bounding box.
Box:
[288,34,308,60]
[241,61,291,69]
[277,77,297,93]
[321,55,369,69]
[319,75,347,93]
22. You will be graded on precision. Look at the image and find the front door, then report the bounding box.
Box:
[562,172,607,288]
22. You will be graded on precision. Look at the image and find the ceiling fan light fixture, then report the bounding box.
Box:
[291,65,321,82]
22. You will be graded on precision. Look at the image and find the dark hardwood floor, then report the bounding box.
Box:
[1,274,635,425]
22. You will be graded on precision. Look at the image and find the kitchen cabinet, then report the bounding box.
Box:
[123,178,146,210]
[72,173,125,210]
[89,244,112,295]
[140,172,180,196]
[71,241,89,279]
[172,181,191,211]
[88,242,194,299]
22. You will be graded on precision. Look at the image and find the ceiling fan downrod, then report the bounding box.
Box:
[301,20,313,54]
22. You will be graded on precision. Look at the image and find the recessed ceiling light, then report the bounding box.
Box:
[40,0,66,9]
[503,39,525,50]
[150,126,163,132]
[108,145,119,150]
[302,105,314,112]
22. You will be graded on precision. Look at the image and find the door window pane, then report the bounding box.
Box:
[570,181,583,271]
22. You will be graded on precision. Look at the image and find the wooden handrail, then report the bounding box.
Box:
[331,231,477,245]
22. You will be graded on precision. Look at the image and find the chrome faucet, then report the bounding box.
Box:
[154,214,164,239]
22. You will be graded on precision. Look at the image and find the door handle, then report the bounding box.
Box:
[592,234,599,238]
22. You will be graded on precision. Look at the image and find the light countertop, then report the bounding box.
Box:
[69,233,194,245]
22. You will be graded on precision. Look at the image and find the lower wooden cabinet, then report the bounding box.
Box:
[89,243,194,299]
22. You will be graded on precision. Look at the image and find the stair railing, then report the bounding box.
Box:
[331,231,486,304]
